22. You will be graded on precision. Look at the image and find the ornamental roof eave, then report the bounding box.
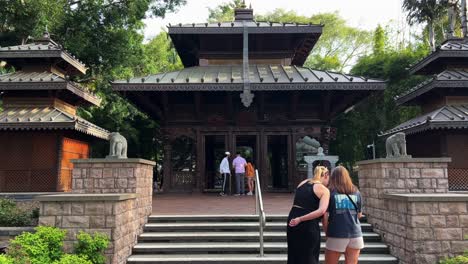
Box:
[0,71,101,106]
[0,40,87,74]
[379,105,468,137]
[111,65,386,92]
[167,21,323,34]
[408,38,468,75]
[0,107,109,140]
[394,69,468,106]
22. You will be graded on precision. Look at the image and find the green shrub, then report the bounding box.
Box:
[4,226,109,264]
[7,226,66,264]
[440,252,468,264]
[0,198,38,227]
[0,255,14,264]
[75,231,109,264]
[53,254,92,264]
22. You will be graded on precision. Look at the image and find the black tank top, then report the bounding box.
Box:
[293,182,321,212]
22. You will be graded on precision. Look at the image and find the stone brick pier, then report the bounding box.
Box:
[357,158,468,264]
[37,159,155,264]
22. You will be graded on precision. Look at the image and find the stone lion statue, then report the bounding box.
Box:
[385,132,410,158]
[106,132,128,159]
[296,136,321,155]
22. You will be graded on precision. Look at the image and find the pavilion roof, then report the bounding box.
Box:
[168,19,323,67]
[0,35,87,75]
[112,65,385,92]
[408,38,468,75]
[0,106,109,139]
[380,105,468,136]
[395,69,468,105]
[168,20,322,34]
[0,71,101,106]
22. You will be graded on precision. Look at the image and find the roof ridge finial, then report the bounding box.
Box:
[241,0,246,8]
[43,25,50,39]
[249,2,252,9]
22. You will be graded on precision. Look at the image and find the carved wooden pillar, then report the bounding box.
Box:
[291,131,299,187]
[226,92,234,122]
[195,128,203,192]
[162,137,172,192]
[194,92,201,120]
[258,92,265,121]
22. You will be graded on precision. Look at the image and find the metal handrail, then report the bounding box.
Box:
[254,169,266,257]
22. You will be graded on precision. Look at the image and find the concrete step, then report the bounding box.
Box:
[138,231,381,243]
[147,214,368,223]
[127,254,398,264]
[143,222,374,232]
[132,242,389,254]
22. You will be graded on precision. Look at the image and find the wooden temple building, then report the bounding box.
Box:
[382,37,468,191]
[0,32,109,192]
[113,7,385,193]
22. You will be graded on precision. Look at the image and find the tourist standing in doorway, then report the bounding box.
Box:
[323,166,364,264]
[287,166,330,264]
[245,159,255,195]
[219,152,231,196]
[232,152,247,196]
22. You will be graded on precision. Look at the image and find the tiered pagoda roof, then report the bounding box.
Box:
[383,36,468,136]
[0,32,109,139]
[0,106,109,139]
[0,34,87,75]
[380,105,468,136]
[409,38,468,75]
[0,71,101,106]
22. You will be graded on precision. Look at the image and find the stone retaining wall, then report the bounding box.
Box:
[372,194,468,263]
[37,158,155,264]
[357,158,468,264]
[357,158,450,217]
[0,227,34,247]
[38,194,139,264]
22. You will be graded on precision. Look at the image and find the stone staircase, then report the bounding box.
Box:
[127,215,397,264]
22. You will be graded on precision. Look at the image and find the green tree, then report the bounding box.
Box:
[373,25,386,55]
[329,25,429,166]
[403,0,448,51]
[208,0,244,22]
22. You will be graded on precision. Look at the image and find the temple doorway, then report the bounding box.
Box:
[204,135,227,191]
[267,135,289,191]
[234,135,258,165]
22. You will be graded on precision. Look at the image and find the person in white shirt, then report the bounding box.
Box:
[219,151,231,196]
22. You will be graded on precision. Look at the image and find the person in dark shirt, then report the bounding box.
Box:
[287,166,330,264]
[323,166,364,264]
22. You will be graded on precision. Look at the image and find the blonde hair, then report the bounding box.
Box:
[309,166,328,183]
[329,166,358,194]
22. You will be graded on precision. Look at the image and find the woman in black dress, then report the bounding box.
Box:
[287,166,330,264]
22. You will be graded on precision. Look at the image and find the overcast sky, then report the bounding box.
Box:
[143,0,407,40]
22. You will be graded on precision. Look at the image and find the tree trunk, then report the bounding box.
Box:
[428,22,436,52]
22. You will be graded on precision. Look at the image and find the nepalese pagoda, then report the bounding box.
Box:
[0,32,109,192]
[382,35,468,191]
[112,7,386,193]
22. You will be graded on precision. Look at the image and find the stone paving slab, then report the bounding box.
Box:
[152,193,294,215]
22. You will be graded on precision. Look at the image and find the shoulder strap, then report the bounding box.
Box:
[345,193,359,212]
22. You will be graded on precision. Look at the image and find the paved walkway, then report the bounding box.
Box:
[152,193,294,215]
